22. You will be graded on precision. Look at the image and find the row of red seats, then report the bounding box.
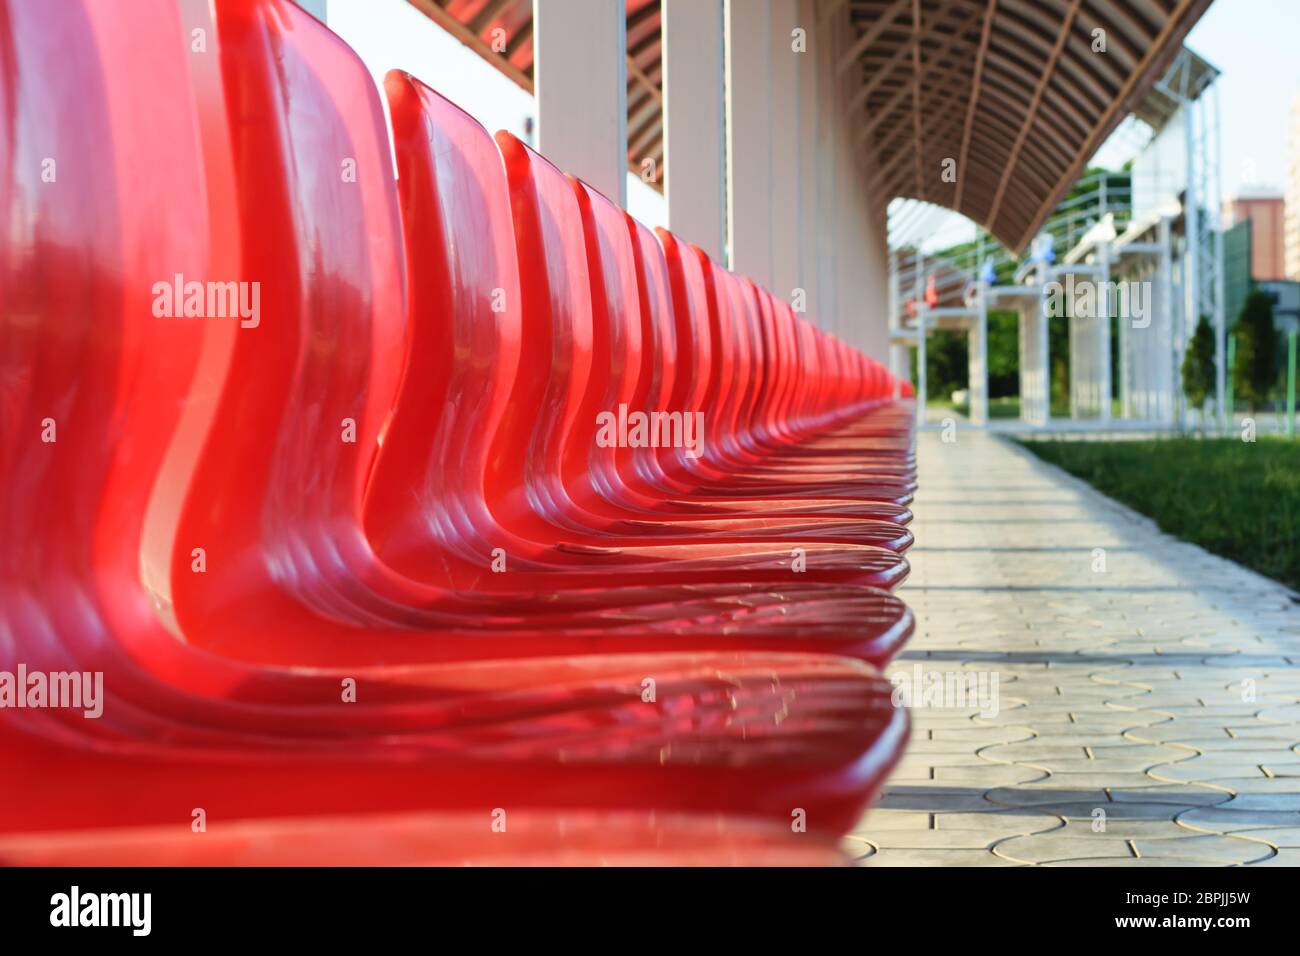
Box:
[0,0,917,865]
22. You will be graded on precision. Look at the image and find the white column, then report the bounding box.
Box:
[1019,302,1032,423]
[1068,284,1082,419]
[1119,263,1131,419]
[829,9,847,343]
[663,0,725,261]
[768,0,800,302]
[915,254,927,427]
[888,250,908,394]
[1182,95,1199,432]
[725,0,773,287]
[1098,242,1113,421]
[1159,216,1175,425]
[1020,279,1051,427]
[533,0,627,206]
[1038,273,1051,426]
[816,15,836,336]
[1212,83,1227,429]
[796,0,819,323]
[860,190,891,359]
[1067,266,1109,420]
[970,287,989,425]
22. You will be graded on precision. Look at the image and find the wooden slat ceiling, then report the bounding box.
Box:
[851,0,1213,253]
[405,0,1212,254]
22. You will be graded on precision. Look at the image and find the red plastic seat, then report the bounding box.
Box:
[2,643,907,839]
[147,4,914,663]
[0,0,910,862]
[0,811,850,867]
[362,72,911,597]
[556,180,915,548]
[480,167,913,553]
[609,221,915,524]
[642,231,915,502]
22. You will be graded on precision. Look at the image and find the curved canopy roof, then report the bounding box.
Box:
[850,0,1212,253]
[407,0,1211,254]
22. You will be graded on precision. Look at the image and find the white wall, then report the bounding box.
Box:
[1131,112,1187,222]
[316,0,889,356]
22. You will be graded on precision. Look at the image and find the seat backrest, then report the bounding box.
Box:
[163,0,411,633]
[622,220,681,489]
[489,132,594,533]
[569,177,643,506]
[760,295,798,442]
[765,292,802,443]
[810,326,836,423]
[698,258,741,462]
[733,278,773,450]
[365,70,522,568]
[654,228,714,472]
[0,0,208,696]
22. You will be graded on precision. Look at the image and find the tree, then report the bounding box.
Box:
[1232,291,1278,413]
[1181,313,1216,419]
[986,309,1020,396]
[926,330,967,400]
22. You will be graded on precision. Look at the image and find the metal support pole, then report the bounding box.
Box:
[1213,82,1227,429]
[914,253,926,428]
[1182,90,1199,433]
[1287,330,1297,440]
[1226,334,1236,427]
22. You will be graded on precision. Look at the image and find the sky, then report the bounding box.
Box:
[324,0,1299,245]
[1184,0,1300,199]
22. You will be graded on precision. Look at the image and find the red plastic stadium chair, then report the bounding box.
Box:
[149,3,915,663]
[0,0,910,861]
[0,811,850,867]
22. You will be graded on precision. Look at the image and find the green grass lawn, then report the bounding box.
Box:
[935,396,1126,421]
[1015,437,1300,592]
[932,396,1027,419]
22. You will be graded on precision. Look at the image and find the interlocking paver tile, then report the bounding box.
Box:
[1106,786,1230,806]
[1243,850,1299,866]
[852,428,1300,866]
[1133,835,1273,863]
[933,811,1061,832]
[1042,858,1226,867]
[850,810,932,831]
[995,834,1138,863]
[1227,828,1300,847]
[869,829,1017,850]
[859,848,1025,867]
[932,766,1047,786]
[1055,818,1189,839]
[1176,806,1300,830]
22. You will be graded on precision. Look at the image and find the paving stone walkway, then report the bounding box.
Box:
[849,427,1300,866]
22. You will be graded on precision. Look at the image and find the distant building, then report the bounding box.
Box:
[1223,220,1253,324]
[1287,92,1300,280]
[1223,190,1286,281]
[1258,280,1300,337]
